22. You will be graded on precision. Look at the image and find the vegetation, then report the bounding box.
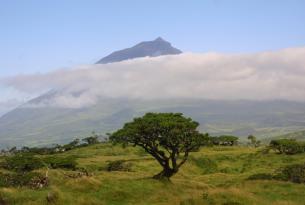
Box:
[277,163,305,183]
[82,132,100,145]
[1,113,305,204]
[1,154,44,172]
[210,135,239,146]
[106,160,132,172]
[266,130,305,142]
[43,156,77,170]
[110,113,209,180]
[269,139,305,154]
[0,143,305,204]
[247,135,261,147]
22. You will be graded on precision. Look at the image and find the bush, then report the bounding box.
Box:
[0,172,46,188]
[276,164,305,183]
[82,132,100,145]
[210,136,239,146]
[269,139,305,154]
[43,156,77,170]
[106,160,132,172]
[1,154,44,172]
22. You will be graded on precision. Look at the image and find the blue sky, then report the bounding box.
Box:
[1,0,305,77]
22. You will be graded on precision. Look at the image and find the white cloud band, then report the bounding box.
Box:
[2,47,305,108]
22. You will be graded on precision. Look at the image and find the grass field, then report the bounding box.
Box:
[1,144,305,205]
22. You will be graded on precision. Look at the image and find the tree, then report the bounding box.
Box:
[2,153,44,172]
[210,135,238,146]
[248,135,261,147]
[269,139,305,154]
[110,113,208,180]
[63,138,80,150]
[82,132,99,145]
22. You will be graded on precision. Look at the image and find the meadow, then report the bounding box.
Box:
[1,143,305,205]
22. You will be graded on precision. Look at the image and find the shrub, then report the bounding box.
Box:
[269,139,305,154]
[106,160,132,172]
[43,156,77,170]
[82,132,100,145]
[210,136,239,146]
[1,154,44,172]
[276,164,305,183]
[0,172,46,188]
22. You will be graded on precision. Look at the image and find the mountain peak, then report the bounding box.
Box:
[96,37,182,64]
[154,37,165,42]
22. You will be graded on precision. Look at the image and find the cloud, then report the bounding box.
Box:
[1,47,305,108]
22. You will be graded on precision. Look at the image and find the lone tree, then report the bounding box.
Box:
[110,113,208,180]
[82,132,100,145]
[247,135,261,147]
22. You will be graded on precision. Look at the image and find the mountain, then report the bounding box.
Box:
[1,98,305,148]
[1,39,305,148]
[96,37,182,64]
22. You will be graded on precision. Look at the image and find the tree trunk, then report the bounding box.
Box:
[153,167,176,180]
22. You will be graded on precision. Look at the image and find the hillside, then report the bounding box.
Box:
[264,130,305,142]
[1,99,305,148]
[1,144,305,205]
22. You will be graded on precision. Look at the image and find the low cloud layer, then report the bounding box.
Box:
[2,47,305,108]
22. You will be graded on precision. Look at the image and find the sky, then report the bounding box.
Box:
[0,0,305,115]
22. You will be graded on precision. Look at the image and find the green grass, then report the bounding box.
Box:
[1,144,305,205]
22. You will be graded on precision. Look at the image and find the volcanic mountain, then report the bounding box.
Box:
[96,37,182,64]
[1,39,305,148]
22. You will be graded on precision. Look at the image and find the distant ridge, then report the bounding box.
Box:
[264,130,305,142]
[96,37,182,64]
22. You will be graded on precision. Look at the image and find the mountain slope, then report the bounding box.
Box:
[1,99,305,148]
[264,130,305,142]
[96,37,182,64]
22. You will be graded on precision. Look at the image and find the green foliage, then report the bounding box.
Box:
[1,154,44,172]
[110,113,208,179]
[247,163,305,184]
[210,135,239,146]
[1,153,77,172]
[269,139,305,154]
[82,132,100,145]
[0,172,45,188]
[106,160,132,172]
[247,135,261,147]
[276,163,305,183]
[61,139,80,151]
[43,156,77,170]
[1,144,305,204]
